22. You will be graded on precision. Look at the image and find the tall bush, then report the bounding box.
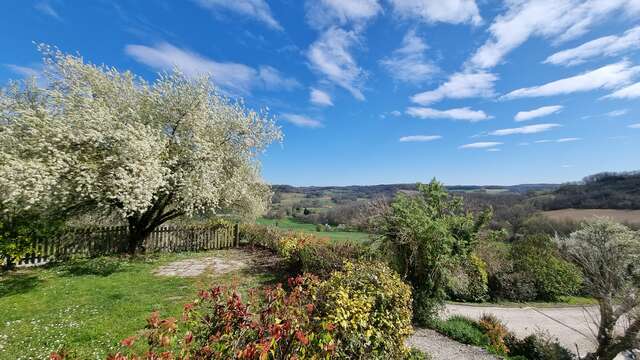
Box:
[378,180,491,324]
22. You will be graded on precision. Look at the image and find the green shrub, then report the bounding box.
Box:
[490,271,538,301]
[511,235,583,301]
[379,181,491,324]
[505,333,576,360]
[240,224,363,278]
[1,210,65,269]
[294,240,366,278]
[428,316,489,346]
[239,223,282,248]
[315,261,414,359]
[447,254,489,302]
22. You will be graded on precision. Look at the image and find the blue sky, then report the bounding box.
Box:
[2,0,640,186]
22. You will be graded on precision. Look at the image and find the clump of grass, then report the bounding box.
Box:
[428,315,489,346]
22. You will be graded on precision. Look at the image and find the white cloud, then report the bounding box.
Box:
[514,105,563,122]
[381,29,439,84]
[125,42,297,95]
[459,142,502,149]
[603,82,640,99]
[606,109,629,117]
[34,1,62,21]
[469,0,640,69]
[258,66,300,91]
[486,148,501,152]
[629,123,640,129]
[307,28,366,100]
[490,123,561,136]
[389,0,482,25]
[306,0,382,30]
[556,137,581,142]
[390,110,402,116]
[310,88,334,106]
[503,61,640,100]
[280,113,324,128]
[534,137,580,143]
[194,0,282,30]
[545,26,640,66]
[411,71,497,105]
[406,106,491,122]
[380,30,439,83]
[399,135,442,142]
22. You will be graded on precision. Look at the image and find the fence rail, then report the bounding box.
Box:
[15,224,240,267]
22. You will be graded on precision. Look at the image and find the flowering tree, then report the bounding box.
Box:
[0,45,281,253]
[557,220,640,360]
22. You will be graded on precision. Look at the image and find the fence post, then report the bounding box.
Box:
[234,223,240,247]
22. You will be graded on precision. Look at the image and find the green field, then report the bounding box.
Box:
[256,217,371,243]
[0,250,278,359]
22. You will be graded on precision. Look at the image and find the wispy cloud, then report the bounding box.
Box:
[556,137,581,142]
[459,142,502,149]
[629,123,640,129]
[486,148,501,152]
[389,0,482,26]
[602,82,640,100]
[606,109,629,117]
[309,88,333,106]
[381,29,439,84]
[5,64,41,78]
[307,28,366,100]
[468,0,640,69]
[258,66,300,91]
[503,61,640,100]
[280,113,323,128]
[411,71,497,105]
[545,26,640,66]
[406,106,491,122]
[515,105,563,122]
[194,0,282,30]
[306,0,382,30]
[125,42,297,95]
[399,135,442,142]
[34,1,62,21]
[489,123,561,136]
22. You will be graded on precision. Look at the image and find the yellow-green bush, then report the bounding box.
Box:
[315,261,414,359]
[447,254,489,302]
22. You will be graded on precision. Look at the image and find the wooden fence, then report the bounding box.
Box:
[15,224,240,267]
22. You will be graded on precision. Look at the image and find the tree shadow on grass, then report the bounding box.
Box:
[0,272,42,297]
[57,257,123,277]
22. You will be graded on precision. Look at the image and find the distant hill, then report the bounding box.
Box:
[270,183,559,211]
[544,171,640,210]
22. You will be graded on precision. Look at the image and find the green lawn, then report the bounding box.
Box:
[0,250,279,360]
[256,217,371,243]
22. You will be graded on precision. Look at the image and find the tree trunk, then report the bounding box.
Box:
[125,193,184,254]
[2,255,15,271]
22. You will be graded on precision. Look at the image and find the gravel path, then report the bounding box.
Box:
[408,328,499,360]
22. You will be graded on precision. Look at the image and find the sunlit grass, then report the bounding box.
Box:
[0,250,278,360]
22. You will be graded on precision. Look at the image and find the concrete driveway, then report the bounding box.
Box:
[445,303,636,358]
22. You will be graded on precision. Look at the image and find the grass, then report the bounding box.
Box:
[448,296,597,308]
[428,315,489,347]
[0,250,279,360]
[256,217,371,243]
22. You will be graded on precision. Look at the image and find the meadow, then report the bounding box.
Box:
[542,208,640,225]
[256,217,371,242]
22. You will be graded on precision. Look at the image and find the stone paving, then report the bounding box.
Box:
[154,257,246,277]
